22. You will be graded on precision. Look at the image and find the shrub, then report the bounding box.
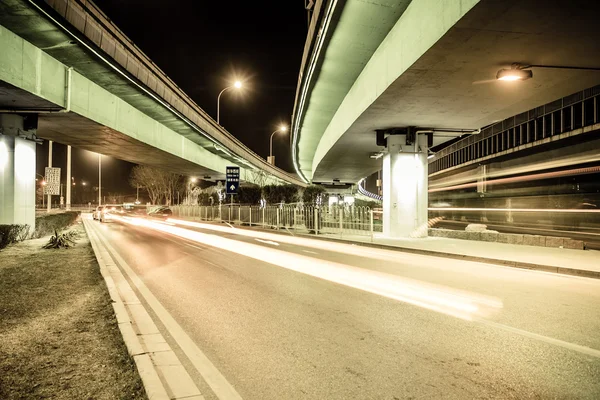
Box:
[237,186,262,205]
[354,198,381,208]
[302,185,328,205]
[33,211,80,238]
[262,184,300,204]
[43,229,79,249]
[0,224,30,250]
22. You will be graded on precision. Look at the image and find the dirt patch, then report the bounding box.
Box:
[0,220,146,399]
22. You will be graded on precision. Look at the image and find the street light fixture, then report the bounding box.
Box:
[216,80,243,125]
[496,62,600,82]
[268,125,288,166]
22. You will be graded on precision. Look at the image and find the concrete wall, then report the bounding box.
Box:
[428,228,585,250]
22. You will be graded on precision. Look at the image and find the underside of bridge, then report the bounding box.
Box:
[294,0,600,185]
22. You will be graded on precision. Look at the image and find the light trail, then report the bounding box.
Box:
[428,207,600,213]
[429,165,600,193]
[113,215,502,321]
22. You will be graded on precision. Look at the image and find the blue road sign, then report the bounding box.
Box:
[226,166,240,195]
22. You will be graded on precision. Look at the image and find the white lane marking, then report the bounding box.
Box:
[302,250,319,255]
[255,238,280,246]
[475,318,600,359]
[88,222,243,400]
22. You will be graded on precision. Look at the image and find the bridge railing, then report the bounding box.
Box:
[430,85,600,175]
[170,204,381,239]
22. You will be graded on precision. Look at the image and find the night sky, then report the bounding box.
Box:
[37,0,308,195]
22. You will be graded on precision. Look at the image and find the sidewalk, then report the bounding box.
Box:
[309,232,600,279]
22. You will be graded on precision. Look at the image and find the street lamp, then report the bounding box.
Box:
[496,62,600,82]
[268,125,288,166]
[216,80,242,124]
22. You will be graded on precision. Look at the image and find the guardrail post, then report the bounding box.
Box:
[293,208,297,229]
[370,210,374,243]
[276,208,280,230]
[249,206,252,226]
[238,205,241,224]
[262,207,265,228]
[314,207,318,235]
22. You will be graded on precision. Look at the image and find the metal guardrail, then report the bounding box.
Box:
[171,204,382,240]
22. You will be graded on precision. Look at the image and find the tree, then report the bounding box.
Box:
[130,165,184,205]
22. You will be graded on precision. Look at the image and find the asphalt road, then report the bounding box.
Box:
[90,217,600,399]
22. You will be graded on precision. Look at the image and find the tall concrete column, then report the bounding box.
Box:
[0,115,36,230]
[382,134,428,238]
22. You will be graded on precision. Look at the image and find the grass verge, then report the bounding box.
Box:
[0,219,146,399]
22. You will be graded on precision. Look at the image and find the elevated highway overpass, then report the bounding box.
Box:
[0,0,304,229]
[292,0,600,237]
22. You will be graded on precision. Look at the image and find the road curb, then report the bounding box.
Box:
[181,219,600,280]
[83,218,204,400]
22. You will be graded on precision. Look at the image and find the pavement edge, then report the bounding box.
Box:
[83,218,205,400]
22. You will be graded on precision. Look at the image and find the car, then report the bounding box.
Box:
[92,205,105,220]
[99,205,123,223]
[147,206,172,220]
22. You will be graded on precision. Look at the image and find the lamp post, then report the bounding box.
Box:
[216,81,242,124]
[36,173,46,208]
[268,125,288,166]
[98,153,102,206]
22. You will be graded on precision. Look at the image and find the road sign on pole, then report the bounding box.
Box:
[44,167,61,195]
[226,166,240,195]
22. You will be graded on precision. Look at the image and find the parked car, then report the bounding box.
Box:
[147,206,172,220]
[92,205,105,220]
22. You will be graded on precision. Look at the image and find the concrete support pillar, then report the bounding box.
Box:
[0,115,36,230]
[382,134,428,238]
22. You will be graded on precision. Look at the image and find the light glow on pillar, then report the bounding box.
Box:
[15,139,35,183]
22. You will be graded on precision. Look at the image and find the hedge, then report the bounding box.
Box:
[0,224,31,249]
[33,211,80,238]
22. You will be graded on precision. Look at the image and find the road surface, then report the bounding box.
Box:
[86,216,600,399]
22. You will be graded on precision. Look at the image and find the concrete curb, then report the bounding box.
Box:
[83,218,204,400]
[179,218,600,280]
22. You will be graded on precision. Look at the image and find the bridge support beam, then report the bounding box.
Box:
[0,115,36,231]
[382,134,428,238]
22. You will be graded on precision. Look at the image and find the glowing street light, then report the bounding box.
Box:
[268,125,288,166]
[216,80,243,125]
[496,64,533,81]
[496,62,600,82]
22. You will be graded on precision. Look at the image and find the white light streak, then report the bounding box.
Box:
[115,216,502,320]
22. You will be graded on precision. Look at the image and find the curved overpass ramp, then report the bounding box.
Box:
[292,0,600,184]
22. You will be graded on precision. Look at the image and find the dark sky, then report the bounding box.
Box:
[37,1,308,196]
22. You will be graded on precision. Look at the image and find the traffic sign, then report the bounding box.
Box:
[44,167,61,195]
[226,166,240,195]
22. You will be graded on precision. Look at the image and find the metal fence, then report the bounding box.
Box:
[171,204,382,239]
